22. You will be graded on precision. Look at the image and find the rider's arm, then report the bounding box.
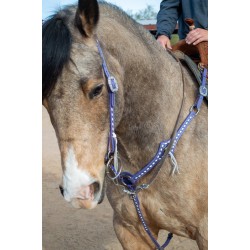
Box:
[156,0,180,49]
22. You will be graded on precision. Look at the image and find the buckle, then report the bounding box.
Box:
[199,85,207,97]
[108,76,118,92]
[190,105,200,115]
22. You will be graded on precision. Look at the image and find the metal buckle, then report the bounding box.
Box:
[108,76,118,92]
[122,188,136,196]
[190,105,200,115]
[199,85,208,97]
[135,184,149,193]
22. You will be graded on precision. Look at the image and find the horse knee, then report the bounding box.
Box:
[196,222,208,250]
[196,233,208,250]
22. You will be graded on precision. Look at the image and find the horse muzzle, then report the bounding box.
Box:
[59,180,104,209]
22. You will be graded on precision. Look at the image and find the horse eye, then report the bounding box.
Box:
[90,84,104,99]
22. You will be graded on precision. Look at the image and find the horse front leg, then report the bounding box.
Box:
[113,213,158,250]
[196,217,208,250]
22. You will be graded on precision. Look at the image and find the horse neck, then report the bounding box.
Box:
[97,20,183,171]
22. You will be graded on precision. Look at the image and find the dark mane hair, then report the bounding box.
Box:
[42,15,72,100]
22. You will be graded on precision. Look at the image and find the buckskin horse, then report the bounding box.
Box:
[42,0,208,249]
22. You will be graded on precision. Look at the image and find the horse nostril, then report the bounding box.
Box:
[59,185,64,197]
[93,182,100,196]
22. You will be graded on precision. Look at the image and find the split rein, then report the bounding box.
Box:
[96,40,207,250]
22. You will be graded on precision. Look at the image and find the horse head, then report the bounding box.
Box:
[42,0,110,209]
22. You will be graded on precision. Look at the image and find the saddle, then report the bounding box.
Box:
[172,18,208,69]
[171,18,208,100]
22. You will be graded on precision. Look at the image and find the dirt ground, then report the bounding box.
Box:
[42,107,198,250]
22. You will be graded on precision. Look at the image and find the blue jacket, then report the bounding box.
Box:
[156,0,208,40]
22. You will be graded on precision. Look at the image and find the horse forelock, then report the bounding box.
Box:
[42,13,72,100]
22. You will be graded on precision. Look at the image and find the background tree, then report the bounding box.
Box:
[127,5,157,20]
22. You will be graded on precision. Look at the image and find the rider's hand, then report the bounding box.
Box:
[185,28,208,46]
[157,35,172,49]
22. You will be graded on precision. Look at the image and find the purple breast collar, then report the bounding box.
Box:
[96,40,207,250]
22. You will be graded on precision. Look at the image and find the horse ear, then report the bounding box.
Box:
[75,0,99,37]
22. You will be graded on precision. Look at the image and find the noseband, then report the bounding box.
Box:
[96,40,207,250]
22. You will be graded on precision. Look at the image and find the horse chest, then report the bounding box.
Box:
[108,187,163,228]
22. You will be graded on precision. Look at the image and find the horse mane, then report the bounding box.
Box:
[98,1,157,50]
[42,13,72,100]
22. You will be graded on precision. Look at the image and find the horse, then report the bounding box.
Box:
[42,0,208,249]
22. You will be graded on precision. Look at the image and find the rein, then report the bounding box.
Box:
[96,40,207,250]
